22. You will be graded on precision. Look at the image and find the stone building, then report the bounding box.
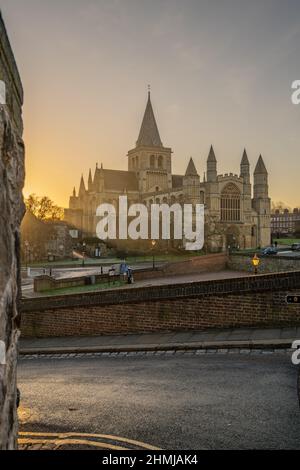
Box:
[65,91,271,251]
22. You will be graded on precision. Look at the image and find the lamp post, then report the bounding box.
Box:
[252,253,260,275]
[24,240,29,269]
[82,242,86,267]
[151,240,156,270]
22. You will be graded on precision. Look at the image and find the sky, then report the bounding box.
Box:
[1,0,300,208]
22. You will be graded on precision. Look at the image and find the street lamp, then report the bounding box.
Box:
[24,240,29,269]
[151,240,156,270]
[82,242,86,267]
[252,253,260,275]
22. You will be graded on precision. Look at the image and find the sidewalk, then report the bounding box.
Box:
[19,327,300,355]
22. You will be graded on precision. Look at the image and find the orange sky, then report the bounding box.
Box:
[2,0,300,208]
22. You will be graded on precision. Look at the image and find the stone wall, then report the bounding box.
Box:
[0,11,23,134]
[0,12,24,450]
[21,271,300,338]
[228,253,300,274]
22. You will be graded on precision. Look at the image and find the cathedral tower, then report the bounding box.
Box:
[127,90,172,193]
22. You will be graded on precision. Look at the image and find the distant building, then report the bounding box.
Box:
[271,208,300,237]
[21,212,75,261]
[65,91,271,251]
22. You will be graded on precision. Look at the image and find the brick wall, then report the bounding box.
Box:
[21,271,300,338]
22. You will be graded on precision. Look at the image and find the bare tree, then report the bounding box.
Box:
[25,194,64,221]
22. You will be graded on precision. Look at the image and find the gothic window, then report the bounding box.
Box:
[221,183,241,222]
[158,155,163,169]
[150,155,155,169]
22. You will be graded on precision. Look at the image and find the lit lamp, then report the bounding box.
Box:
[151,240,156,270]
[252,253,260,275]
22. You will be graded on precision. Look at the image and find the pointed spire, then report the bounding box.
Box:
[88,169,93,191]
[79,174,86,195]
[254,155,267,174]
[136,90,163,148]
[241,148,250,166]
[73,187,76,197]
[185,157,198,176]
[207,145,217,162]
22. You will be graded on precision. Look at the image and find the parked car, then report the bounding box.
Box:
[291,243,300,251]
[261,247,278,256]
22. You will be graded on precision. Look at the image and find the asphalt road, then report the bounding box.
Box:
[18,353,300,450]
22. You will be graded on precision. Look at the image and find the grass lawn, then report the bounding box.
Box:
[125,252,204,263]
[25,252,205,268]
[39,280,125,296]
[273,238,300,246]
[25,258,121,268]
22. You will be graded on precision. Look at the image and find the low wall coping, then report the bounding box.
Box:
[21,270,300,313]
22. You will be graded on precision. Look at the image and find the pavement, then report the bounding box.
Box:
[17,352,300,449]
[19,326,300,356]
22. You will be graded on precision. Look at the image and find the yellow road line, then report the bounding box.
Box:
[19,431,161,450]
[18,438,128,450]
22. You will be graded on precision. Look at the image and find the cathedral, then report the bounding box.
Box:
[65,92,271,252]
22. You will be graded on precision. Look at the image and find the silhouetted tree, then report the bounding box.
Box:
[25,194,64,220]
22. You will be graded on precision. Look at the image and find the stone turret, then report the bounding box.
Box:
[183,157,200,203]
[88,169,93,192]
[240,149,250,185]
[252,155,271,248]
[207,145,217,182]
[253,154,268,198]
[79,174,86,197]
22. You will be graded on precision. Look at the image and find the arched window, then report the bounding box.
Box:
[158,155,163,169]
[221,184,241,222]
[150,155,155,169]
